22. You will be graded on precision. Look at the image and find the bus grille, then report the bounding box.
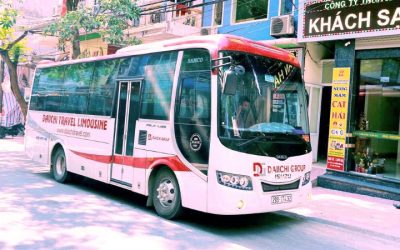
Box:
[261,179,300,192]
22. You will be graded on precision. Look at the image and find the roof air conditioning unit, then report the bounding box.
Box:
[200,28,210,35]
[270,14,294,36]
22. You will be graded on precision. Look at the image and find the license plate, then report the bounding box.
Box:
[271,194,292,205]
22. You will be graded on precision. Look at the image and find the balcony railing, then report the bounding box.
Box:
[125,2,203,42]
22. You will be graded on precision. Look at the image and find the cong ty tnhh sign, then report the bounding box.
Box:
[298,0,400,42]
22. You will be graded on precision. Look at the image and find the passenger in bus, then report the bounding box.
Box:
[236,96,255,129]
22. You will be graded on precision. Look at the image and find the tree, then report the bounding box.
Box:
[0,1,31,118]
[46,0,141,59]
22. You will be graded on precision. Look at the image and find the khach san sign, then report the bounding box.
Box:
[298,0,400,42]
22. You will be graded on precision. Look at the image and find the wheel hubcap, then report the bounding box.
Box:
[156,179,175,208]
[56,155,65,177]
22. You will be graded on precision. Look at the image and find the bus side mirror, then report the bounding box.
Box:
[222,65,245,95]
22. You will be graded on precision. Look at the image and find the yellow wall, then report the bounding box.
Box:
[78,38,108,58]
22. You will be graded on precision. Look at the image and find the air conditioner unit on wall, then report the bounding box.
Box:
[200,27,217,36]
[270,15,294,37]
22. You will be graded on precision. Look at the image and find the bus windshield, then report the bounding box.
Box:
[218,51,311,158]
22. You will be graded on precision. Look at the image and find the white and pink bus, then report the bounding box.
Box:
[25,34,312,219]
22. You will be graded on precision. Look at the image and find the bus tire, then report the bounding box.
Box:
[51,148,70,183]
[152,168,183,219]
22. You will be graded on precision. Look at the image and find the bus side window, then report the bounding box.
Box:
[176,76,211,123]
[39,66,66,112]
[177,81,194,119]
[61,63,94,114]
[88,59,119,116]
[140,52,178,120]
[174,49,211,173]
[29,70,42,111]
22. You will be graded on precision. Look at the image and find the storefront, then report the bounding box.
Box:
[298,0,400,184]
[353,46,400,179]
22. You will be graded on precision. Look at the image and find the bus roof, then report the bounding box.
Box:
[36,34,300,69]
[118,34,299,67]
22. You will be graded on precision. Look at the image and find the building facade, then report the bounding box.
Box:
[202,0,297,39]
[75,0,204,56]
[298,0,400,189]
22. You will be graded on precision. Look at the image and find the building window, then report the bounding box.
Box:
[213,0,223,26]
[279,0,293,16]
[232,0,269,24]
[354,58,400,179]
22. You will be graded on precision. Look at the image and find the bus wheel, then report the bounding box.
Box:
[152,168,183,219]
[51,148,70,183]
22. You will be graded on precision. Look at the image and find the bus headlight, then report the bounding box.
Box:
[217,171,253,191]
[302,171,311,186]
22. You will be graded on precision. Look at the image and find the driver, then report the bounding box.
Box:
[236,96,255,129]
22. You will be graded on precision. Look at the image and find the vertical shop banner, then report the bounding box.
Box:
[327,68,351,171]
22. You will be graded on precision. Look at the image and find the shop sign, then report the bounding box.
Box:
[298,0,400,42]
[327,68,351,171]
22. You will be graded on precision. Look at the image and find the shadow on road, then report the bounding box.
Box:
[3,147,398,249]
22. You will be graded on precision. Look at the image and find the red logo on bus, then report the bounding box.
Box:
[253,162,264,177]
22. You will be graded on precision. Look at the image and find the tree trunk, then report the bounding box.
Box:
[67,0,80,11]
[71,28,81,59]
[0,51,27,119]
[66,0,81,59]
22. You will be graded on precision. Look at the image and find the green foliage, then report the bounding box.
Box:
[0,1,29,63]
[0,8,17,30]
[0,1,18,48]
[45,0,141,52]
[9,39,30,63]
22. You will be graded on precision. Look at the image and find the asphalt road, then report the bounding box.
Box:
[1,137,399,250]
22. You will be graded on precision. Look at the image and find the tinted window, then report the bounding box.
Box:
[118,56,149,78]
[140,52,178,120]
[176,49,211,123]
[60,62,94,114]
[176,74,211,123]
[29,69,42,110]
[30,60,122,116]
[174,49,212,173]
[181,49,211,71]
[233,0,268,23]
[30,66,66,112]
[88,59,120,116]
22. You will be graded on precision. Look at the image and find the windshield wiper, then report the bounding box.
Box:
[237,133,276,147]
[237,132,305,147]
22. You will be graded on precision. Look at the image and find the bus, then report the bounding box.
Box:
[25,34,312,219]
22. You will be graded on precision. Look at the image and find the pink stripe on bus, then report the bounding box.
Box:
[70,150,190,172]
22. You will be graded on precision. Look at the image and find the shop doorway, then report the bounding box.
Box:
[306,84,323,162]
[317,86,332,162]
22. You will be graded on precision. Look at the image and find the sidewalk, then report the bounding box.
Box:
[311,161,326,187]
[0,135,24,151]
[287,186,400,240]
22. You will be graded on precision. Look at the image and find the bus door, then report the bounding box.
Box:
[111,80,141,186]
